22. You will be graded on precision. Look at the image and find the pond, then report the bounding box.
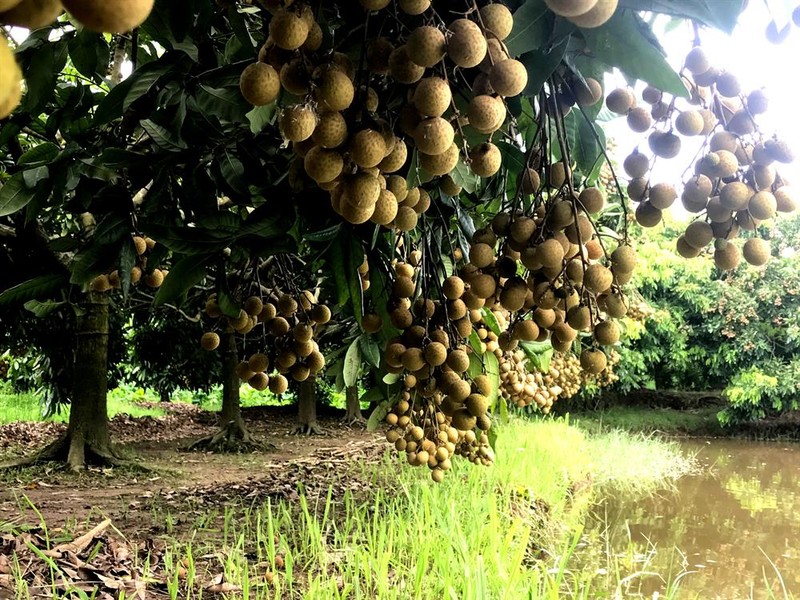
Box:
[585,439,800,598]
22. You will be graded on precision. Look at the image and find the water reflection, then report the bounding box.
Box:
[586,440,800,598]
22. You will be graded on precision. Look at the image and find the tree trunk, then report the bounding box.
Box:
[292,377,322,434]
[159,388,171,403]
[63,292,115,469]
[2,292,125,471]
[219,330,247,436]
[187,331,259,452]
[343,385,365,425]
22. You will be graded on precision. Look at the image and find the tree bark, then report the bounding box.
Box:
[159,388,171,403]
[343,385,365,425]
[187,331,260,452]
[292,377,322,434]
[2,292,125,471]
[219,330,247,437]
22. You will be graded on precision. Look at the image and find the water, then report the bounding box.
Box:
[586,439,800,599]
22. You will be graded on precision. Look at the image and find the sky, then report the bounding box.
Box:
[603,0,800,214]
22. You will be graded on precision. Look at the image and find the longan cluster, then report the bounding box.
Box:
[89,235,163,293]
[461,195,631,376]
[608,45,796,270]
[498,347,619,412]
[384,385,495,482]
[499,349,563,412]
[375,259,498,480]
[201,289,331,391]
[1,0,155,119]
[238,2,530,226]
[0,358,8,380]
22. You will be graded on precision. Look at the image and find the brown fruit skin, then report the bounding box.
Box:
[480,4,514,40]
[0,0,63,28]
[580,349,607,374]
[269,9,309,50]
[713,241,741,271]
[447,19,487,69]
[62,0,154,32]
[567,0,618,28]
[544,0,599,17]
[742,238,770,266]
[240,63,280,106]
[489,59,528,97]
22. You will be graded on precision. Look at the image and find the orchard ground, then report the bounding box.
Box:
[0,387,696,598]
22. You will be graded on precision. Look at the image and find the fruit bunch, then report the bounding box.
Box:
[0,358,8,380]
[376,259,498,480]
[499,346,620,412]
[1,0,155,119]
[608,45,796,269]
[238,1,534,227]
[460,194,631,377]
[201,289,330,392]
[89,235,164,293]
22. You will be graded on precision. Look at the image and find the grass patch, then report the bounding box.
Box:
[0,390,166,424]
[571,406,724,437]
[147,418,694,599]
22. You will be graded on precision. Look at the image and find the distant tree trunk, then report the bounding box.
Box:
[188,331,259,451]
[343,385,365,425]
[62,292,115,469]
[159,388,171,403]
[2,292,125,471]
[292,377,323,435]
[219,330,247,437]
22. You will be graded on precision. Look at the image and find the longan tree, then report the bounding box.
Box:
[2,0,795,477]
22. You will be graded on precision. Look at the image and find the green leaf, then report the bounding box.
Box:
[23,299,65,318]
[619,0,746,34]
[246,104,276,134]
[359,333,381,369]
[367,392,396,432]
[468,353,483,379]
[22,167,49,189]
[0,174,36,217]
[468,329,483,355]
[343,338,361,387]
[154,254,212,306]
[18,142,59,166]
[520,341,554,372]
[21,43,57,115]
[68,30,109,81]
[195,85,249,123]
[481,308,502,336]
[141,225,227,254]
[141,118,188,151]
[449,160,480,194]
[219,150,246,195]
[305,224,341,242]
[382,372,401,385]
[0,274,67,307]
[484,351,500,416]
[506,0,550,57]
[582,12,688,98]
[123,62,174,112]
[520,38,568,97]
[217,289,240,318]
[93,77,135,125]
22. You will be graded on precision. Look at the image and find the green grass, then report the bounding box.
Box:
[0,390,166,424]
[571,406,724,437]
[140,418,695,599]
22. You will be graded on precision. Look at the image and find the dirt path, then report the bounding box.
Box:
[0,404,386,535]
